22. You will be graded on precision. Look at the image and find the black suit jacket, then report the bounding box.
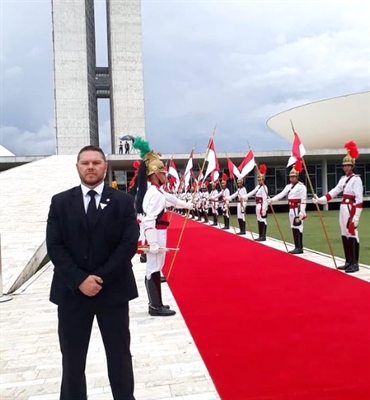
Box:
[46,184,139,310]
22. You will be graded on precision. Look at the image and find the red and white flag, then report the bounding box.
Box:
[204,138,219,181]
[227,158,242,180]
[168,159,180,190]
[238,150,255,178]
[287,132,306,167]
[183,149,194,191]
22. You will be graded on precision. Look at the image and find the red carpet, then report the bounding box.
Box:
[163,214,370,400]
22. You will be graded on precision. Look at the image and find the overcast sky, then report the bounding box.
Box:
[1,0,369,156]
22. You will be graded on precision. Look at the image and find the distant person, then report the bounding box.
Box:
[46,145,139,400]
[208,182,220,226]
[111,180,118,190]
[125,141,130,154]
[226,178,247,235]
[118,141,123,155]
[313,141,363,273]
[214,174,230,229]
[242,164,269,241]
[267,161,307,254]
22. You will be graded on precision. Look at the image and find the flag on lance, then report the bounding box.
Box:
[168,159,180,190]
[238,150,255,178]
[204,138,219,182]
[227,158,242,179]
[183,149,194,191]
[287,132,306,167]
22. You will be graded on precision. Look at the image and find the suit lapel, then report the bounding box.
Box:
[94,185,113,227]
[70,186,88,230]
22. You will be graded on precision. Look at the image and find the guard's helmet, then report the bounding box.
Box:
[342,141,359,166]
[258,164,267,180]
[143,151,165,176]
[289,159,303,177]
[289,167,299,177]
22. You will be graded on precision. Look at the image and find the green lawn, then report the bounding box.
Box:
[230,208,370,265]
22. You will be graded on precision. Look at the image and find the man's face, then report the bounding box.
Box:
[77,150,107,187]
[342,164,353,175]
[289,175,298,184]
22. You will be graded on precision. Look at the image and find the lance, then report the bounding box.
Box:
[246,142,289,252]
[167,127,217,280]
[289,120,337,268]
[225,152,251,236]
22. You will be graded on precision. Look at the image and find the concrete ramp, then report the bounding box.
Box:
[0,155,79,293]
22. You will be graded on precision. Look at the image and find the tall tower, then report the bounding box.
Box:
[51,0,146,155]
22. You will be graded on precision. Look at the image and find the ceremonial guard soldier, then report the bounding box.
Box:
[208,182,220,226]
[242,164,269,241]
[314,141,363,273]
[132,138,194,316]
[268,161,307,254]
[215,174,231,229]
[198,182,210,223]
[226,178,247,234]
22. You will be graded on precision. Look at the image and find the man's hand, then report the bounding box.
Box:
[149,242,160,254]
[353,207,362,228]
[313,195,327,205]
[299,211,306,220]
[79,275,103,297]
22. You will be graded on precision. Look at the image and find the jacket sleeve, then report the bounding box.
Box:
[46,195,89,292]
[93,194,139,284]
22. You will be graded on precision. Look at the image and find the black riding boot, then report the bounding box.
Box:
[255,221,266,241]
[212,214,218,226]
[240,220,246,234]
[222,216,229,229]
[345,238,360,273]
[203,212,209,224]
[145,272,176,316]
[237,219,246,234]
[289,229,303,254]
[338,236,351,270]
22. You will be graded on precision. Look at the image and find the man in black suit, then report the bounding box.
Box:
[46,145,139,400]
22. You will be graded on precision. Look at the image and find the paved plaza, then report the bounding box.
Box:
[1,229,369,400]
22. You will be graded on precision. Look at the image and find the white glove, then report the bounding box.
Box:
[267,198,273,205]
[145,229,160,254]
[353,208,362,227]
[313,195,327,205]
[299,203,306,220]
[176,199,194,210]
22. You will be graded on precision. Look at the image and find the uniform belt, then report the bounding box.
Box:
[255,197,262,204]
[288,200,301,209]
[341,195,355,205]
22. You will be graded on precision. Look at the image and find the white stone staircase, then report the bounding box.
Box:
[0,155,79,294]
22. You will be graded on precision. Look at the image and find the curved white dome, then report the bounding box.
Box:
[267,91,370,149]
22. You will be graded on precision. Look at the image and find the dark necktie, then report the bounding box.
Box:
[87,190,98,228]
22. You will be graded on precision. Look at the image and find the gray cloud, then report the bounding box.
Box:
[1,0,369,156]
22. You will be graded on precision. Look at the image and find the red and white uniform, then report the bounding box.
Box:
[208,188,219,215]
[140,183,178,279]
[272,182,307,233]
[227,187,247,220]
[324,173,363,240]
[215,188,230,217]
[244,184,269,223]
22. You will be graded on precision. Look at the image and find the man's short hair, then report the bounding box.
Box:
[77,145,106,162]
